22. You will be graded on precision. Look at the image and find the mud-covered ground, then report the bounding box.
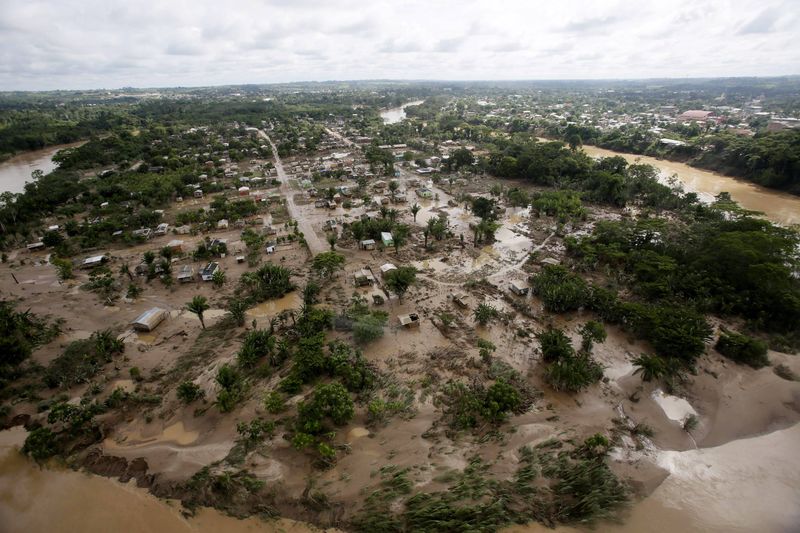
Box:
[2,154,799,532]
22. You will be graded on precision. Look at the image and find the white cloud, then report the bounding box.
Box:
[0,0,797,90]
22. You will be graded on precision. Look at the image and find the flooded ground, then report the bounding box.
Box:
[380,100,424,124]
[0,141,85,194]
[580,144,800,226]
[0,427,322,533]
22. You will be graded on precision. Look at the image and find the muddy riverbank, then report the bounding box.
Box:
[578,143,800,226]
[0,141,85,194]
[0,426,327,533]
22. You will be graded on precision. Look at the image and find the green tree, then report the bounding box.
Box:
[212,268,226,288]
[410,203,421,223]
[186,295,210,329]
[311,251,345,279]
[715,330,769,369]
[384,266,417,300]
[579,321,607,352]
[51,257,73,281]
[473,303,499,326]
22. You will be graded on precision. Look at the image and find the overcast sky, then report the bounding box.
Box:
[1,0,798,91]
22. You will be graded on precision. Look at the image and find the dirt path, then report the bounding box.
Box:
[258,130,327,255]
[324,127,354,147]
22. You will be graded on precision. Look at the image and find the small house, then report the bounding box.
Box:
[132,228,152,239]
[155,223,169,236]
[509,280,529,296]
[381,232,394,248]
[175,225,191,235]
[193,189,204,198]
[380,263,397,277]
[238,186,250,196]
[81,255,107,269]
[315,199,328,208]
[416,188,433,199]
[217,219,229,229]
[398,313,421,328]
[26,242,45,252]
[360,239,376,251]
[236,255,246,264]
[132,308,167,332]
[200,262,219,281]
[265,243,276,254]
[166,239,184,253]
[354,268,376,287]
[177,265,194,283]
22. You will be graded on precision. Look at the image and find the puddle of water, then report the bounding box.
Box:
[105,421,199,449]
[135,332,156,344]
[652,389,697,423]
[245,292,301,319]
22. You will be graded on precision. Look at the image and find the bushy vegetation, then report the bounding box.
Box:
[0,301,61,390]
[530,265,589,313]
[352,435,627,531]
[44,330,124,388]
[238,263,295,304]
[292,382,355,461]
[537,326,604,393]
[715,330,770,369]
[569,216,800,334]
[440,379,523,429]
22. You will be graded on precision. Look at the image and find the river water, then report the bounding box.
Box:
[580,144,800,226]
[3,421,798,532]
[0,426,317,533]
[380,100,424,124]
[0,142,85,194]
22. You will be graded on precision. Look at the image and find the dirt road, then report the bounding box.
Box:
[324,127,354,147]
[258,130,326,255]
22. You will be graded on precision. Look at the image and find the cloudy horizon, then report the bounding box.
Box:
[1,0,798,91]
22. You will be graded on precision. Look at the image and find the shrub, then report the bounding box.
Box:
[538,327,575,363]
[579,321,607,352]
[715,330,769,369]
[545,353,604,392]
[44,330,124,388]
[237,329,275,369]
[530,265,589,313]
[177,381,204,403]
[22,427,58,461]
[473,303,500,326]
[264,391,286,413]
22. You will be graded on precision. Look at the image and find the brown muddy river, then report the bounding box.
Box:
[580,144,800,226]
[0,427,317,533]
[3,422,798,532]
[0,142,84,194]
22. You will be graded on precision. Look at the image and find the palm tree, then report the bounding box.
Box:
[632,354,666,382]
[388,180,399,199]
[410,203,421,223]
[327,233,337,251]
[186,295,210,329]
